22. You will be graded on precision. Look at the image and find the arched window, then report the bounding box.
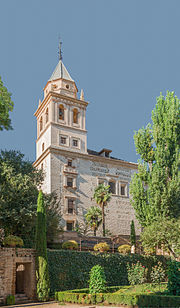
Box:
[59,104,64,120]
[40,117,43,131]
[46,108,48,123]
[42,142,45,152]
[73,108,78,124]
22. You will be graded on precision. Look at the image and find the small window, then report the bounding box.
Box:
[73,108,78,124]
[72,139,78,147]
[41,163,43,169]
[67,177,73,187]
[66,221,74,231]
[59,104,65,120]
[68,199,74,214]
[40,117,43,131]
[66,84,69,89]
[46,108,48,123]
[42,143,45,152]
[121,184,126,196]
[109,181,116,194]
[60,137,66,145]
[68,160,72,167]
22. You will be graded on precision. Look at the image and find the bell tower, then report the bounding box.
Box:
[34,42,89,166]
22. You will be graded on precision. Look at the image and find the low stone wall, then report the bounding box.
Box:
[0,248,36,305]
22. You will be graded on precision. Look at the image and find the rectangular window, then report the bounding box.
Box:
[109,181,116,194]
[68,199,74,214]
[66,221,74,231]
[68,160,72,167]
[67,177,73,187]
[60,137,66,145]
[72,139,78,147]
[121,184,126,196]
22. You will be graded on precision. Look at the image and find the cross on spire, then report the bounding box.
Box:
[58,40,63,61]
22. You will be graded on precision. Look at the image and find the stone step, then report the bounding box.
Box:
[15,294,30,304]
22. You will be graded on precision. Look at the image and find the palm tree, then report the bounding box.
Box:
[93,184,111,237]
[85,206,102,236]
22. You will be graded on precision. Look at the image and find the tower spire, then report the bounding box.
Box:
[58,39,63,61]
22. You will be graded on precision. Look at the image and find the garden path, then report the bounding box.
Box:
[4,302,124,308]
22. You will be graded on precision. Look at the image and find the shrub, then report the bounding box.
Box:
[62,240,78,250]
[94,242,110,252]
[6,294,15,305]
[144,246,156,255]
[89,265,106,294]
[0,228,5,245]
[127,261,146,285]
[150,261,166,288]
[3,235,24,247]
[167,260,180,295]
[118,244,131,254]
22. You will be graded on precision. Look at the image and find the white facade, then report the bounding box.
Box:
[34,57,140,237]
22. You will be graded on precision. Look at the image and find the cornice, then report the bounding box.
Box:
[43,77,78,92]
[34,145,138,170]
[34,91,89,118]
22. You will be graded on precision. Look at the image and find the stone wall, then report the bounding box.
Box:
[0,248,36,305]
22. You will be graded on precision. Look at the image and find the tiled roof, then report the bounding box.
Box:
[49,60,74,81]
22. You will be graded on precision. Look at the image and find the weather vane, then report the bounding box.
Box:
[58,38,63,61]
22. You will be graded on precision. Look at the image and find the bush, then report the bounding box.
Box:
[94,242,110,252]
[150,261,166,287]
[3,235,24,247]
[62,240,78,250]
[127,261,146,285]
[6,295,15,305]
[118,244,131,254]
[89,265,106,294]
[167,260,180,295]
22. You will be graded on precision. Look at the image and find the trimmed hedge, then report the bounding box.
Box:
[55,287,180,307]
[47,249,170,294]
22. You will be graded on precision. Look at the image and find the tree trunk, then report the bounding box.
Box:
[102,204,105,237]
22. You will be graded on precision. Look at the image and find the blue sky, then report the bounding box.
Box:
[1,0,180,163]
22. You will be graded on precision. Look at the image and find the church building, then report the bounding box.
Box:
[34,46,140,237]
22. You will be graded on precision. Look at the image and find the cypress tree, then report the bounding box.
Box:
[35,190,50,301]
[130,220,136,246]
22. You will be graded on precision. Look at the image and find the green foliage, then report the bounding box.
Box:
[141,218,180,258]
[0,228,5,245]
[130,91,180,227]
[118,245,131,254]
[130,220,136,246]
[127,261,146,285]
[0,76,14,131]
[47,249,169,294]
[150,262,166,289]
[89,265,106,294]
[6,294,15,305]
[167,260,180,295]
[94,242,110,252]
[62,240,78,250]
[3,235,23,247]
[93,183,111,236]
[85,206,102,236]
[55,285,180,307]
[35,191,50,301]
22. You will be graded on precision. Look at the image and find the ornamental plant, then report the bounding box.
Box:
[89,265,106,294]
[62,240,78,250]
[6,295,15,305]
[118,244,131,254]
[130,220,136,247]
[167,260,180,295]
[35,190,50,301]
[127,261,146,285]
[150,262,166,290]
[3,235,24,247]
[94,242,110,252]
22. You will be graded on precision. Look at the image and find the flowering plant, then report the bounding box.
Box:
[150,261,166,287]
[127,261,146,285]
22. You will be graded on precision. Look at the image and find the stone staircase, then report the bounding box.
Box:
[15,293,30,304]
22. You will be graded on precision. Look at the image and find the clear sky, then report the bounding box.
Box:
[1,0,180,163]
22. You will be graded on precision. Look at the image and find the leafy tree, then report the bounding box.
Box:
[140,218,180,258]
[0,76,14,130]
[130,91,180,227]
[0,150,61,245]
[93,184,111,236]
[130,220,136,247]
[89,265,106,294]
[35,190,50,301]
[85,206,102,236]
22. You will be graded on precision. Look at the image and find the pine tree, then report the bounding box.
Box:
[130,91,180,227]
[130,220,136,247]
[35,190,50,301]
